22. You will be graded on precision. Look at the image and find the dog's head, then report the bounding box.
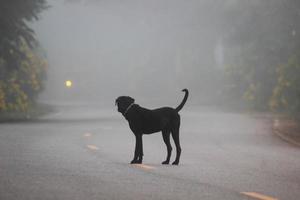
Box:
[115,96,135,114]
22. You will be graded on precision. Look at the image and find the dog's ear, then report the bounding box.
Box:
[115,97,119,106]
[127,96,135,104]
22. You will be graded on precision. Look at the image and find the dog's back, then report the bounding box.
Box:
[134,106,179,134]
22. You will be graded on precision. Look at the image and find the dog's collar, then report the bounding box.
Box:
[123,103,134,116]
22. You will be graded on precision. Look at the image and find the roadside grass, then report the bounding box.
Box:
[273,116,300,146]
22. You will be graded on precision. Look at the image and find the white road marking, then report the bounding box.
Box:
[87,145,99,150]
[133,164,156,170]
[83,133,92,137]
[241,192,278,200]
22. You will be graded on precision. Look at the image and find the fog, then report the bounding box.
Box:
[32,0,227,106]
[32,0,297,111]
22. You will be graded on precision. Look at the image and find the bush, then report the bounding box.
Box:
[0,40,47,112]
[270,53,300,120]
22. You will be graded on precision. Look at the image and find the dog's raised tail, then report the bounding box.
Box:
[175,89,189,112]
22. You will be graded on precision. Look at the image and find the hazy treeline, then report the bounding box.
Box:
[222,0,300,119]
[1,0,300,120]
[57,0,300,118]
[0,0,48,112]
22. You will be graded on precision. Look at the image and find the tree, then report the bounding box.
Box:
[0,0,48,112]
[223,0,300,111]
[270,52,300,119]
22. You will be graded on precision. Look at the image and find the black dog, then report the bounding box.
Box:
[115,89,189,165]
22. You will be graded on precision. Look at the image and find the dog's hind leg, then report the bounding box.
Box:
[162,130,172,165]
[171,120,181,165]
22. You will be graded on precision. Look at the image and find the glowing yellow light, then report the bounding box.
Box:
[65,80,72,88]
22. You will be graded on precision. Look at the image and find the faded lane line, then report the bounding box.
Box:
[133,164,156,170]
[87,145,99,150]
[83,133,92,137]
[241,192,278,200]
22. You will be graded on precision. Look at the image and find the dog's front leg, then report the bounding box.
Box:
[131,134,143,164]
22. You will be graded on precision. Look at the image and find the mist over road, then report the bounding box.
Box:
[0,105,299,200]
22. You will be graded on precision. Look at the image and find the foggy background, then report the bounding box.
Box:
[33,0,227,107]
[31,0,299,114]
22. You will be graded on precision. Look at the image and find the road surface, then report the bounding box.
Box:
[0,105,299,200]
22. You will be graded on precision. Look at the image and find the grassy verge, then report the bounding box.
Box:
[273,116,300,146]
[0,103,54,122]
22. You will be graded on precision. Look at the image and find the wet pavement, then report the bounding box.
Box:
[0,105,299,200]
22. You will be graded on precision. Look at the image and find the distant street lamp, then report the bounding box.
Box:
[65,80,72,88]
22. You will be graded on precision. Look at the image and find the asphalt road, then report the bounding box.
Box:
[0,105,299,200]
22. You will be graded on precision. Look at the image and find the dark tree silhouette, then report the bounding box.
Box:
[0,0,48,72]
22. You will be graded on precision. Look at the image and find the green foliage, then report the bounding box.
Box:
[270,53,300,119]
[223,0,300,114]
[0,0,48,71]
[0,1,48,113]
[0,40,48,112]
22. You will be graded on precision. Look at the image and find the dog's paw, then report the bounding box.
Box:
[162,160,169,165]
[130,160,142,164]
[130,160,138,164]
[172,161,179,165]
